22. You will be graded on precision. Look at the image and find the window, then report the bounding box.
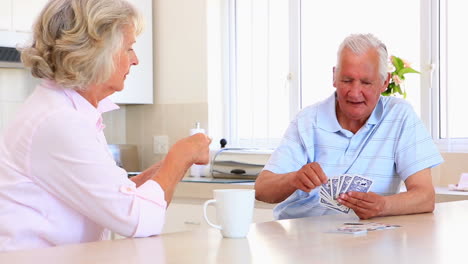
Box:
[427,0,468,152]
[227,0,467,151]
[438,0,468,141]
[301,0,421,115]
[228,0,291,148]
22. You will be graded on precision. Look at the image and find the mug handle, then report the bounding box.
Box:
[203,199,222,230]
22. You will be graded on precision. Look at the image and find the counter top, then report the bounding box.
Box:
[175,177,254,199]
[435,186,468,202]
[174,177,274,209]
[3,201,468,263]
[181,177,255,184]
[174,178,468,208]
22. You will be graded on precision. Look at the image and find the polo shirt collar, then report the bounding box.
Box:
[367,96,383,125]
[316,93,341,132]
[316,93,384,132]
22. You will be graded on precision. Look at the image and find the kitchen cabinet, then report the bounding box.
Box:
[162,201,274,234]
[0,0,48,47]
[163,180,276,233]
[0,1,10,31]
[109,0,153,104]
[0,0,49,32]
[164,202,215,233]
[11,0,49,32]
[112,202,273,239]
[112,180,276,239]
[0,0,153,104]
[161,179,277,234]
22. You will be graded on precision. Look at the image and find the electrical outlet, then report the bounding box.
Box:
[153,135,169,154]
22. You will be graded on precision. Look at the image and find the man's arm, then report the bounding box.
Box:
[255,163,328,204]
[384,168,435,215]
[255,170,297,204]
[338,168,435,219]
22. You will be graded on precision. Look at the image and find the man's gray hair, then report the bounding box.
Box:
[336,33,388,82]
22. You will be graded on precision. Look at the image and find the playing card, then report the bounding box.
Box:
[331,178,339,199]
[337,176,343,195]
[339,222,400,232]
[321,179,332,198]
[319,197,335,207]
[331,226,368,235]
[345,175,373,193]
[338,174,354,195]
[319,174,373,215]
[319,197,350,214]
[320,189,331,200]
[328,222,400,235]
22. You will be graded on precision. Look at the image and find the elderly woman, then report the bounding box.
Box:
[0,0,211,251]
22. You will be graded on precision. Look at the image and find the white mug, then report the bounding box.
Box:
[203,189,255,238]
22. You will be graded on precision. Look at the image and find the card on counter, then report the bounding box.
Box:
[329,222,401,235]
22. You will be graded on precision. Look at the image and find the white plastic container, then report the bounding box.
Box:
[190,122,207,177]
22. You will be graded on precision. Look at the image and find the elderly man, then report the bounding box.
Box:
[255,33,443,220]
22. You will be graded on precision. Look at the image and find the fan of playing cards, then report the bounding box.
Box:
[319,174,373,214]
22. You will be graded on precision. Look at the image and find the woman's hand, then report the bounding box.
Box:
[151,134,212,203]
[171,133,212,166]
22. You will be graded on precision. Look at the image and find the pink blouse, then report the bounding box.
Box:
[0,80,167,251]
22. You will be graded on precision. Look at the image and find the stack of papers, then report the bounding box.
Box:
[448,173,468,191]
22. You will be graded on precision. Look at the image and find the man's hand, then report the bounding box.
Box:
[337,191,388,219]
[289,162,328,193]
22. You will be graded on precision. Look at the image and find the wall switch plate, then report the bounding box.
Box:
[153,135,169,154]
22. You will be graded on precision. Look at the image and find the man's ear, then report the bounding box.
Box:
[333,67,337,88]
[381,73,391,92]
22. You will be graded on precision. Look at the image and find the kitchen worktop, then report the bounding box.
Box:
[174,177,274,209]
[175,177,468,207]
[4,201,468,264]
[181,177,255,184]
[164,177,274,234]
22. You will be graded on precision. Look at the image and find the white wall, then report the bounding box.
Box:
[126,0,213,169]
[0,0,214,170]
[0,68,39,132]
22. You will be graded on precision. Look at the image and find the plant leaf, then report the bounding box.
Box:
[381,90,390,96]
[395,85,403,95]
[392,56,404,70]
[383,56,420,98]
[399,67,420,75]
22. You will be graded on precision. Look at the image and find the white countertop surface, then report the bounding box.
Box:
[181,177,255,184]
[175,178,468,206]
[3,201,468,263]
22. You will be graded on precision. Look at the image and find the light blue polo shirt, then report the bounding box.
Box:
[264,93,443,220]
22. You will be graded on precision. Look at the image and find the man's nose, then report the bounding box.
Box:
[348,81,362,96]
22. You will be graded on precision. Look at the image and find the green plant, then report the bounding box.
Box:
[381,56,420,98]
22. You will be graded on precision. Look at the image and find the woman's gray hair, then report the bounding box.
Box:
[20,0,143,90]
[336,33,388,83]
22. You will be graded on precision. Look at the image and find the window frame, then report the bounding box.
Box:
[430,0,468,151]
[225,0,300,148]
[224,0,468,152]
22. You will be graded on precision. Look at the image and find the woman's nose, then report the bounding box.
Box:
[132,52,139,66]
